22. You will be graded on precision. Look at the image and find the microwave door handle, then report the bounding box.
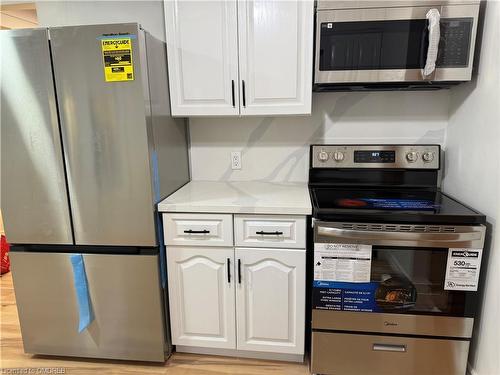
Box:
[316,226,485,248]
[422,8,441,77]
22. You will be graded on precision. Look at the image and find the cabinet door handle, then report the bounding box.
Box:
[256,231,283,235]
[242,80,246,107]
[183,229,210,234]
[231,80,235,107]
[238,259,242,284]
[227,258,231,283]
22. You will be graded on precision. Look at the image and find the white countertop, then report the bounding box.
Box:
[158,181,312,215]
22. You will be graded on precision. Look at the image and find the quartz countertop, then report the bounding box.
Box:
[158,181,312,215]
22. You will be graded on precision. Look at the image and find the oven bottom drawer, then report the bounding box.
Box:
[311,331,469,375]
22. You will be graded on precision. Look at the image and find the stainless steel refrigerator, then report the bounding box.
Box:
[0,23,190,362]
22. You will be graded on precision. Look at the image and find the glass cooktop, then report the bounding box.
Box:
[310,188,485,224]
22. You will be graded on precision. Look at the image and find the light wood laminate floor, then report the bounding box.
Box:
[1,272,310,374]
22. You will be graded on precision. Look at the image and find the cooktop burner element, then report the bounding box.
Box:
[309,145,486,225]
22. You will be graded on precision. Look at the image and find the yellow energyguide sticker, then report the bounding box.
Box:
[101,37,134,82]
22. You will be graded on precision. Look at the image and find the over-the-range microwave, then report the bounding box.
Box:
[314,0,480,91]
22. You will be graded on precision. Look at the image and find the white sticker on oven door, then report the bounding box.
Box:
[314,243,372,282]
[444,248,482,291]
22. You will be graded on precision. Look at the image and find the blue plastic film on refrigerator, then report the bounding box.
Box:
[156,212,167,288]
[151,151,167,287]
[70,254,95,333]
[152,151,160,204]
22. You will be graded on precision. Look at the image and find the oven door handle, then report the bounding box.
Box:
[316,226,485,248]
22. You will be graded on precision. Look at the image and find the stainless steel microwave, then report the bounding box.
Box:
[314,1,480,90]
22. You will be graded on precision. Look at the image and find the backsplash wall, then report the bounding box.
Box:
[189,91,450,182]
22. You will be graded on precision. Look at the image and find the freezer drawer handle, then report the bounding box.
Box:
[372,343,407,353]
[256,231,283,236]
[184,229,210,234]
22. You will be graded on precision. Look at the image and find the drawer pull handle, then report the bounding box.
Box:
[184,229,210,234]
[256,231,283,236]
[372,344,407,353]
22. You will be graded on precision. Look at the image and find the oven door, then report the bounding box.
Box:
[315,4,479,84]
[312,222,486,338]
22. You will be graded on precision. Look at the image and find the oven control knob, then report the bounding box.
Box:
[422,151,435,163]
[333,151,345,162]
[318,150,329,162]
[406,151,418,163]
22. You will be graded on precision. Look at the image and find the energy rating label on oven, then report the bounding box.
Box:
[444,248,483,291]
[314,243,372,283]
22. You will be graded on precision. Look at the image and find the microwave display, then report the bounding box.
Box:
[319,18,473,71]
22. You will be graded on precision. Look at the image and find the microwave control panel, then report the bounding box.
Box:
[437,18,473,68]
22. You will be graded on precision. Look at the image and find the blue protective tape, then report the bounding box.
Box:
[156,212,167,288]
[151,151,167,287]
[70,254,94,333]
[152,151,161,203]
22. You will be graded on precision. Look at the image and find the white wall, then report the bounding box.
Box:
[190,91,450,182]
[36,1,166,41]
[442,2,500,375]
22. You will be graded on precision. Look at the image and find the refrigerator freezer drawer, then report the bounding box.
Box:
[311,331,469,375]
[10,252,166,362]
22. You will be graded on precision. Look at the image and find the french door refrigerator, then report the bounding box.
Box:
[0,23,190,362]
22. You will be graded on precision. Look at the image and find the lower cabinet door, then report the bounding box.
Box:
[235,247,305,354]
[167,246,236,349]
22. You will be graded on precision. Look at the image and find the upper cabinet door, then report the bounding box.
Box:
[237,0,314,116]
[165,0,240,116]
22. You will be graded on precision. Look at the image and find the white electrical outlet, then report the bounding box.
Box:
[231,151,242,170]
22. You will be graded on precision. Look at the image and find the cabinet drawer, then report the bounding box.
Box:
[234,215,306,249]
[163,213,233,247]
[311,331,469,375]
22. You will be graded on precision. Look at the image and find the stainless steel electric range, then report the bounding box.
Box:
[308,145,486,375]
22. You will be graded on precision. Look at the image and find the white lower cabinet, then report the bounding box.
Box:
[167,246,236,349]
[165,213,306,359]
[235,247,305,354]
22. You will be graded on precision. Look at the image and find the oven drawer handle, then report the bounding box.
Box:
[373,343,407,353]
[317,226,483,243]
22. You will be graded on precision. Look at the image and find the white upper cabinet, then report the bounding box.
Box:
[164,0,314,117]
[164,0,240,116]
[237,0,313,116]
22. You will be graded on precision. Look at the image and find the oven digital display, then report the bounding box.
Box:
[354,150,395,163]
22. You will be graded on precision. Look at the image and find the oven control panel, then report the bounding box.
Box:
[311,145,440,169]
